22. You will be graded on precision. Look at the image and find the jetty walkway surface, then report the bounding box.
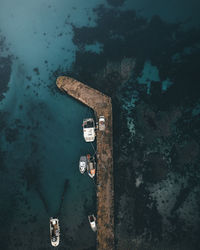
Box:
[56,76,114,250]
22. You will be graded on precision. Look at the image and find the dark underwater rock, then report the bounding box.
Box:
[106,0,126,7]
[5,127,19,143]
[0,56,12,101]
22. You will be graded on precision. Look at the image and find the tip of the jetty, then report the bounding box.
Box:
[56,76,66,89]
[56,76,82,92]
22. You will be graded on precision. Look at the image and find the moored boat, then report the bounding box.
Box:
[88,214,97,232]
[50,217,60,247]
[99,116,105,131]
[87,154,96,178]
[82,118,96,142]
[79,156,88,174]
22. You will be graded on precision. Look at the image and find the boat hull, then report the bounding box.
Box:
[88,215,97,232]
[87,160,96,178]
[50,218,60,247]
[79,156,88,174]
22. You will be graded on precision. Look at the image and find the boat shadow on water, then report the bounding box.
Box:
[57,179,70,217]
[21,164,70,217]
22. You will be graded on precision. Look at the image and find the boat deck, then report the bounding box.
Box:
[56,76,114,250]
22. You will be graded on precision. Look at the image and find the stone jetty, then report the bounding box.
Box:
[56,76,114,250]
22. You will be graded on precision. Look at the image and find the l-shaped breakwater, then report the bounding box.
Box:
[56,76,114,250]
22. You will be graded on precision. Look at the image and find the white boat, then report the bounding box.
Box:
[79,156,88,174]
[88,214,97,232]
[99,116,105,131]
[82,118,96,142]
[50,217,60,247]
[87,154,96,178]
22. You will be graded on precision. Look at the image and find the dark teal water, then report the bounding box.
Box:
[0,1,102,249]
[0,0,200,249]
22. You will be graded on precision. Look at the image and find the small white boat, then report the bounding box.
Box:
[79,156,88,174]
[99,116,105,131]
[87,154,96,178]
[50,217,60,247]
[88,214,97,232]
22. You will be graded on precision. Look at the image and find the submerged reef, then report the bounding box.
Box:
[53,4,200,249]
[106,0,126,7]
[0,35,12,101]
[0,56,12,101]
